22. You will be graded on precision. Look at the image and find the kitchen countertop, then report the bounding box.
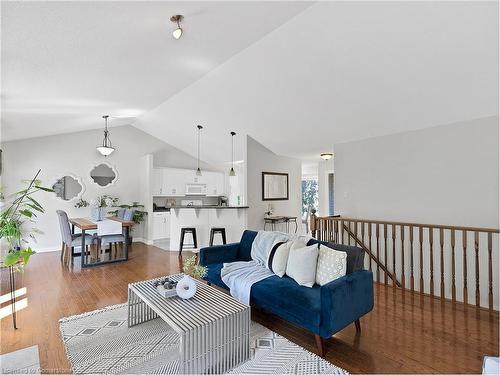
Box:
[169,205,249,209]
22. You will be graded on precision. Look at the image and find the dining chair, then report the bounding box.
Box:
[96,219,125,260]
[56,210,97,266]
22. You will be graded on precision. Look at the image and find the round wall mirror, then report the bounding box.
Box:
[52,176,83,201]
[90,163,117,187]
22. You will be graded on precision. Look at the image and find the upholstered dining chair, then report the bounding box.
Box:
[96,219,126,260]
[56,210,96,266]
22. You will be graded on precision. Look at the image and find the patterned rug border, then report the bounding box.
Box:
[60,303,349,375]
[59,303,127,323]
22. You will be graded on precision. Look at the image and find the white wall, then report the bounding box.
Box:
[246,136,302,231]
[334,116,499,228]
[318,159,334,216]
[1,125,189,252]
[333,116,499,308]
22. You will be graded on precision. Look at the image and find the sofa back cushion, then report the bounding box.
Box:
[238,230,258,260]
[307,239,364,274]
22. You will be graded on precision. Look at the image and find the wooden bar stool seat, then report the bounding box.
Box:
[209,227,227,246]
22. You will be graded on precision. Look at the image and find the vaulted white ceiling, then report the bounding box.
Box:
[134,1,499,163]
[0,1,311,141]
[2,1,498,164]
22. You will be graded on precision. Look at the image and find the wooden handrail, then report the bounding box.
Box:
[342,222,402,287]
[310,214,499,311]
[316,216,500,233]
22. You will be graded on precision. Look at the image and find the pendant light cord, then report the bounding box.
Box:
[197,125,203,171]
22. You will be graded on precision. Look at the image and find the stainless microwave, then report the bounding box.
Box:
[185,183,207,195]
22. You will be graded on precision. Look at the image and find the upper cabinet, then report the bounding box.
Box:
[151,167,225,196]
[151,168,163,195]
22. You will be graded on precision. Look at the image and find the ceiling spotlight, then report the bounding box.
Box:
[320,153,334,160]
[170,15,184,39]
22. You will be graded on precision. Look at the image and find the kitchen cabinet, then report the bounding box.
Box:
[151,167,226,196]
[151,168,163,195]
[153,212,170,240]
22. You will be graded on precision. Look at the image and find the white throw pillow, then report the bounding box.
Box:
[316,245,347,286]
[286,244,319,287]
[268,239,307,277]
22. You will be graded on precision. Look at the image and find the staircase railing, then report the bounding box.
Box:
[310,214,499,311]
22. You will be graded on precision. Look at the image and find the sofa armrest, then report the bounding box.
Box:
[319,270,374,338]
[199,243,240,266]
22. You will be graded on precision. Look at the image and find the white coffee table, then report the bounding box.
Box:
[128,274,250,374]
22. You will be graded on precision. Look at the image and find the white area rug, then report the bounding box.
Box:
[0,345,40,374]
[59,304,347,374]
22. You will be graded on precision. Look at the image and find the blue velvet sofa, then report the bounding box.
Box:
[199,230,374,356]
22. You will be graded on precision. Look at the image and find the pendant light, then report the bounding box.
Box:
[229,131,236,176]
[170,15,184,39]
[196,125,203,176]
[96,115,115,156]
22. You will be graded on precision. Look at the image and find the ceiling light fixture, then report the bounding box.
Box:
[196,125,203,176]
[229,131,236,177]
[170,15,184,39]
[320,152,333,160]
[96,115,115,156]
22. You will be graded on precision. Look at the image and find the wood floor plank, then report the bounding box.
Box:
[0,243,498,374]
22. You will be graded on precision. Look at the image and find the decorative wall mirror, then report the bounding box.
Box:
[90,163,118,188]
[262,172,289,201]
[52,175,84,201]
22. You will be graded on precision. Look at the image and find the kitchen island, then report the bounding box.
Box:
[169,206,248,252]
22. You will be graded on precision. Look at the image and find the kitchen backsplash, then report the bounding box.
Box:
[152,196,220,207]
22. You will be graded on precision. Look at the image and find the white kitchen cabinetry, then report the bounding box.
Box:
[151,168,163,195]
[151,167,226,196]
[153,212,170,240]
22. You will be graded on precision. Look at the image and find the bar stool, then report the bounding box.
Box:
[209,227,227,246]
[179,227,197,255]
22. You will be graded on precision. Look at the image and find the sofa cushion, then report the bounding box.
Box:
[316,245,347,286]
[238,230,258,261]
[204,263,228,289]
[268,239,306,277]
[326,242,365,274]
[307,238,365,274]
[286,244,319,287]
[251,275,321,331]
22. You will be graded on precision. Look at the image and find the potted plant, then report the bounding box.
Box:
[109,202,147,245]
[0,170,53,271]
[176,255,207,299]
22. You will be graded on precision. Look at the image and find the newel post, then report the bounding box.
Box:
[310,211,317,238]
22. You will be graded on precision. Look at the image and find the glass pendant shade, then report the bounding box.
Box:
[96,146,115,156]
[173,27,183,39]
[196,167,202,176]
[229,167,236,177]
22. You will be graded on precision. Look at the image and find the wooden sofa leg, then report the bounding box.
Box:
[314,334,325,357]
[355,319,361,332]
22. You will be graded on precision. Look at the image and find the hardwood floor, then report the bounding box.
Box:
[1,243,498,374]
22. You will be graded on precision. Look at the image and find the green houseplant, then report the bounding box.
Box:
[0,170,53,271]
[108,202,147,245]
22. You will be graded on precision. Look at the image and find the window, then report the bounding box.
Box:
[328,173,334,215]
[301,177,318,214]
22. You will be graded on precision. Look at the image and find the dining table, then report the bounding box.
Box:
[68,217,135,268]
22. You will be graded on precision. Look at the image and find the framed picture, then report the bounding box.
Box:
[262,172,289,201]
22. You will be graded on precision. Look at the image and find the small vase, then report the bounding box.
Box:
[91,207,106,221]
[176,275,197,299]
